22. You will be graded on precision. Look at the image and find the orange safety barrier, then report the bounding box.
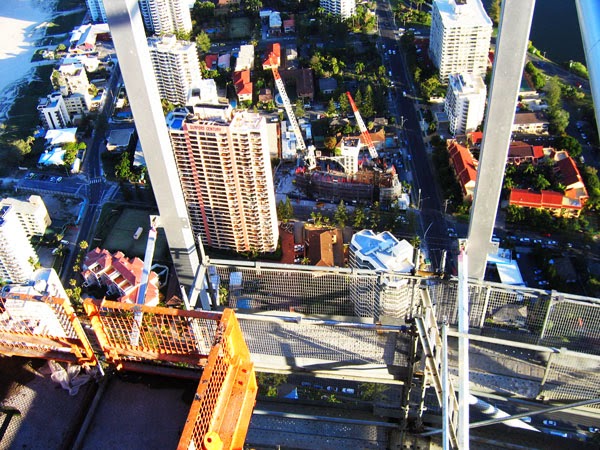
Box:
[83,300,257,449]
[0,293,97,367]
[177,309,257,450]
[83,299,223,369]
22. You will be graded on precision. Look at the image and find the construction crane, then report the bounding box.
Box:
[130,215,159,346]
[265,52,316,170]
[346,91,378,160]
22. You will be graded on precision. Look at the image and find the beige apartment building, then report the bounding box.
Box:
[167,109,279,253]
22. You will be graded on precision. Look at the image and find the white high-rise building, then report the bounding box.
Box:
[0,196,51,238]
[320,0,356,19]
[445,72,487,135]
[0,204,38,283]
[85,0,107,22]
[139,0,192,35]
[38,93,71,130]
[429,0,492,82]
[167,109,279,253]
[54,62,92,115]
[148,35,202,106]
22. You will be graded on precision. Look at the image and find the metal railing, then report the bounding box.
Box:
[0,293,97,367]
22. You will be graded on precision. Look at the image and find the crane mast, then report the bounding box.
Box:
[266,53,316,169]
[346,91,378,160]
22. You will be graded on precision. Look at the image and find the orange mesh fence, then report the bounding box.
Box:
[178,309,257,450]
[0,293,97,366]
[83,299,223,368]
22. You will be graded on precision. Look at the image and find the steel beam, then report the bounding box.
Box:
[467,0,536,280]
[575,0,600,139]
[104,0,199,290]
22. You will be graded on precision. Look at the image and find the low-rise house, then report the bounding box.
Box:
[512,111,549,134]
[508,188,583,218]
[82,248,160,306]
[447,139,477,200]
[233,70,253,102]
[319,77,337,95]
[507,141,544,165]
[106,128,134,152]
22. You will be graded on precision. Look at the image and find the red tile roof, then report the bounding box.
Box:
[82,248,160,305]
[448,140,477,192]
[509,189,581,210]
[205,54,218,69]
[555,156,582,187]
[532,145,544,158]
[468,131,483,145]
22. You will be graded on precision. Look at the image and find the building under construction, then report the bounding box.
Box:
[294,161,402,205]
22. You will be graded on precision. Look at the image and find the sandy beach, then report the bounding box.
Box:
[0,0,57,120]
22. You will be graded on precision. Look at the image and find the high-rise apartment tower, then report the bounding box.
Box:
[0,205,38,283]
[138,0,192,35]
[167,107,279,253]
[148,35,203,106]
[320,0,356,19]
[85,0,107,22]
[429,0,492,82]
[445,72,487,135]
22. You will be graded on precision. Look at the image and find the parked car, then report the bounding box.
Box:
[543,419,557,427]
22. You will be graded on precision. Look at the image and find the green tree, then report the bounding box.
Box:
[544,77,562,109]
[244,0,262,13]
[534,174,551,191]
[352,207,366,229]
[324,136,337,151]
[161,98,176,115]
[338,92,350,117]
[12,136,35,157]
[361,85,375,118]
[327,98,337,116]
[548,107,570,135]
[294,99,305,119]
[79,240,89,251]
[195,31,211,54]
[555,135,582,158]
[175,30,191,41]
[63,141,86,166]
[334,201,348,227]
[115,153,133,181]
[420,76,441,99]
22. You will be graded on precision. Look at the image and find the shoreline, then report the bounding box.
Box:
[0,0,60,124]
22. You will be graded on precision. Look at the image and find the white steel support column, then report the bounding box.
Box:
[575,0,600,138]
[466,0,536,280]
[457,246,469,449]
[104,0,199,290]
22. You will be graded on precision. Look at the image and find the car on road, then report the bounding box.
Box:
[589,427,600,433]
[447,227,457,238]
[543,419,557,427]
[50,176,56,183]
[521,416,532,423]
[56,176,62,182]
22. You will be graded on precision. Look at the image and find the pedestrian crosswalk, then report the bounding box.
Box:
[90,177,103,184]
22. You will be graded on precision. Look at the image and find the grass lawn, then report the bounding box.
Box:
[229,17,252,39]
[95,203,170,263]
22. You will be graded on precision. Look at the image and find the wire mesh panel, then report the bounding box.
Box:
[0,293,96,366]
[425,279,600,352]
[539,299,600,354]
[237,315,412,371]
[214,263,384,318]
[538,351,600,404]
[178,309,257,450]
[83,299,221,367]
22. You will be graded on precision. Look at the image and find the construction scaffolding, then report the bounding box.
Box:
[0,292,97,367]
